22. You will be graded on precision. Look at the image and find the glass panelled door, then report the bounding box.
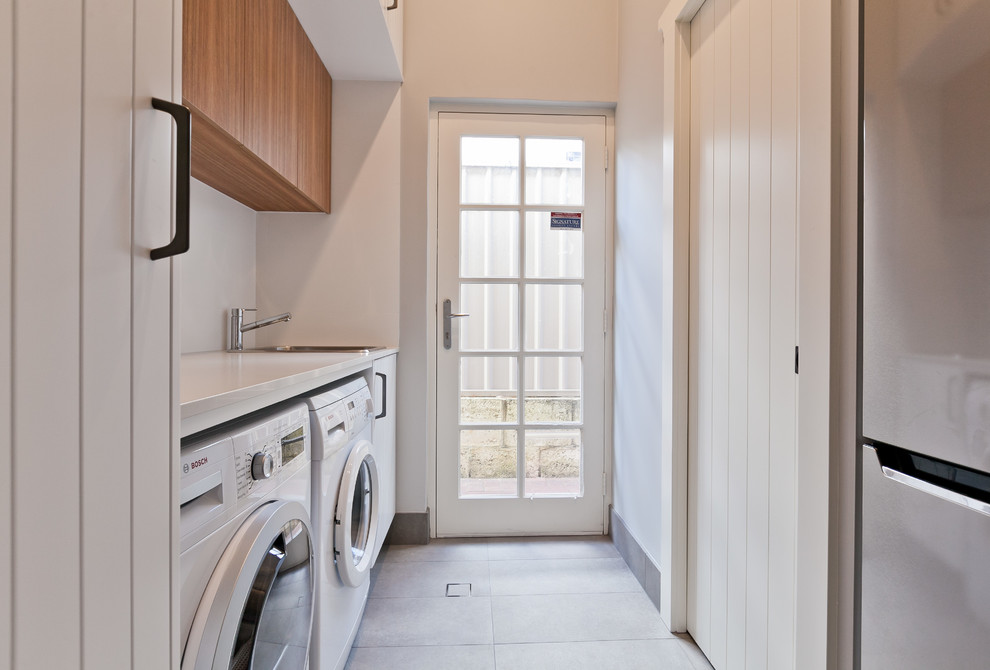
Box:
[436,113,607,536]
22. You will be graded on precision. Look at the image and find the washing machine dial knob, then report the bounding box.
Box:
[251,452,274,480]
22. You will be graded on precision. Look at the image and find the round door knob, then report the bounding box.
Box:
[251,452,274,480]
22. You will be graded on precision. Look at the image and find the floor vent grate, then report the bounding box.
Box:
[445,582,472,597]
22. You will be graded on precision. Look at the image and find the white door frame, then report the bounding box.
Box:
[658,0,831,659]
[658,0,702,633]
[426,101,616,539]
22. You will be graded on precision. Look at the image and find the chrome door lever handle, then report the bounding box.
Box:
[443,299,470,350]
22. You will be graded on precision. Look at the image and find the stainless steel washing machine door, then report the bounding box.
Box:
[335,440,380,587]
[182,500,315,670]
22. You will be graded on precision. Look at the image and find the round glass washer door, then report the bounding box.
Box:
[334,440,380,587]
[182,499,315,670]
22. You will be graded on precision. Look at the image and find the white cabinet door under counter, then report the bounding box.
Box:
[181,348,398,437]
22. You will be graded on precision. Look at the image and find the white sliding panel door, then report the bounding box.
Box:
[7,1,178,668]
[683,0,824,666]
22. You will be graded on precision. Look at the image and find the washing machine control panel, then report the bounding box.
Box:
[230,407,310,502]
[235,440,282,498]
[344,386,374,433]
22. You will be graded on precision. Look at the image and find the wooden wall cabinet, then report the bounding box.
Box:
[183,0,332,213]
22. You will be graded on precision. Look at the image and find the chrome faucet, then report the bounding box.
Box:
[228,307,291,351]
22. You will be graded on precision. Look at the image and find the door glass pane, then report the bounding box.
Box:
[524,429,582,496]
[350,461,372,563]
[524,284,583,351]
[525,137,584,205]
[524,357,581,424]
[525,211,584,279]
[460,210,520,278]
[461,357,518,424]
[460,284,519,352]
[461,136,520,205]
[459,429,517,497]
[238,519,313,670]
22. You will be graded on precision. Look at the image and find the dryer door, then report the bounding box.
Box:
[182,500,315,670]
[335,440,381,587]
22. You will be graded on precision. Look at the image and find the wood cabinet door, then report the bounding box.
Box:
[183,0,331,212]
[243,0,298,187]
[296,20,332,213]
[183,0,242,138]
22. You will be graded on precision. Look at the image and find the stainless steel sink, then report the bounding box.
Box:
[241,345,386,354]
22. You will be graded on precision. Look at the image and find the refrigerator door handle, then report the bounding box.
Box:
[880,465,990,517]
[869,444,990,518]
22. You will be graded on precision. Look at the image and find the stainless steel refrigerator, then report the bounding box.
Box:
[861,0,990,667]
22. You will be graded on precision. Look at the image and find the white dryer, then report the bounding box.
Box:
[306,378,382,670]
[180,403,314,670]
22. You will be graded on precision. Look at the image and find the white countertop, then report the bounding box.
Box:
[180,347,398,437]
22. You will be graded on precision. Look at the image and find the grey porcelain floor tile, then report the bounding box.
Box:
[489,558,640,596]
[370,559,491,598]
[674,633,716,670]
[353,596,494,647]
[384,538,490,563]
[494,639,697,670]
[344,644,496,670]
[491,592,671,644]
[252,642,308,669]
[487,536,618,561]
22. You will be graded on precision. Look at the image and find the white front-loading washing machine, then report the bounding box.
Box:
[180,402,314,670]
[306,378,382,670]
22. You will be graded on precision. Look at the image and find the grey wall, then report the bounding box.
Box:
[397,0,620,515]
[256,80,401,348]
[181,180,257,353]
[612,0,667,571]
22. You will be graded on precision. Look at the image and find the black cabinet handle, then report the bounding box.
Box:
[375,372,387,419]
[150,97,191,260]
[386,0,398,9]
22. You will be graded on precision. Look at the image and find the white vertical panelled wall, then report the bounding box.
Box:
[5,1,178,668]
[689,0,800,666]
[662,0,831,665]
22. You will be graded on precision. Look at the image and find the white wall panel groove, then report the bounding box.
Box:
[725,0,752,663]
[709,0,732,661]
[0,0,12,667]
[743,0,772,662]
[767,0,799,666]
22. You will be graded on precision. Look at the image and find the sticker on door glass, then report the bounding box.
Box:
[550,212,582,230]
